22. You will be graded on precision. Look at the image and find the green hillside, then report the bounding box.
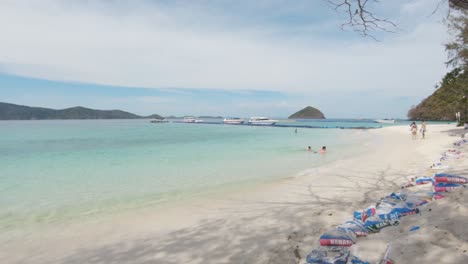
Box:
[408,69,468,121]
[0,102,163,120]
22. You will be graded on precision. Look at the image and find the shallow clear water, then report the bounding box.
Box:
[0,119,372,230]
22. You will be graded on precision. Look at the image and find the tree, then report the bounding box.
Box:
[445,10,468,68]
[327,0,468,39]
[326,0,396,39]
[325,1,468,121]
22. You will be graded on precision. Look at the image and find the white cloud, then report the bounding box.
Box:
[0,0,449,98]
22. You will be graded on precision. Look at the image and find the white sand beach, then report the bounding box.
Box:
[1,124,467,264]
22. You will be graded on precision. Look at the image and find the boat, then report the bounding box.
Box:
[223,117,244,125]
[150,119,168,123]
[374,119,395,124]
[248,117,278,126]
[183,116,203,123]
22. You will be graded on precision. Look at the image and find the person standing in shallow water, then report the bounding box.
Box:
[410,122,418,140]
[420,121,427,139]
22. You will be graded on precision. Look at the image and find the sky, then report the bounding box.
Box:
[0,0,452,118]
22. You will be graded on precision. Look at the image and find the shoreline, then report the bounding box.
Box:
[1,124,465,264]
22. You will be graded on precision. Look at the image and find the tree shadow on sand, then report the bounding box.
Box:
[60,165,424,264]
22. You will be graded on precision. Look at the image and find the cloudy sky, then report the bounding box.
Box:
[0,0,451,118]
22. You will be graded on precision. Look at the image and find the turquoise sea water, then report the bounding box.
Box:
[0,119,375,232]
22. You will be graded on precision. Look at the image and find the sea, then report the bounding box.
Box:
[0,118,417,237]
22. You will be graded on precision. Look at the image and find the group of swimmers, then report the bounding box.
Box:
[307,146,327,154]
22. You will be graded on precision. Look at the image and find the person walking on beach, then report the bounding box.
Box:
[420,121,427,139]
[410,122,418,140]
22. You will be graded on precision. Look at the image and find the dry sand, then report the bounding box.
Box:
[1,124,467,264]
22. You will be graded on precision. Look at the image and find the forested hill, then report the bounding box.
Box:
[288,106,325,119]
[408,69,467,121]
[0,102,163,120]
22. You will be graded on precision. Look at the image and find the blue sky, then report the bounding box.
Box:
[0,0,450,118]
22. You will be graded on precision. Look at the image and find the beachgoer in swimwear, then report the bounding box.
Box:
[410,122,417,140]
[307,146,312,151]
[420,121,427,139]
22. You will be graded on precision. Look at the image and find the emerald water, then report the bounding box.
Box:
[0,119,372,231]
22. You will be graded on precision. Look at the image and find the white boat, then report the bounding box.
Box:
[223,117,244,125]
[374,119,395,124]
[248,117,278,125]
[183,116,203,123]
[150,119,168,123]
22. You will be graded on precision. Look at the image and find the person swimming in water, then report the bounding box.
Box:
[319,146,327,154]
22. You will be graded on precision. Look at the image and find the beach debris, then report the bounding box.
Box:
[319,228,356,246]
[453,139,468,146]
[336,220,368,237]
[441,150,463,160]
[403,195,429,208]
[353,207,375,223]
[305,246,350,264]
[415,176,434,185]
[430,163,449,170]
[434,182,466,192]
[349,256,370,264]
[434,173,468,184]
[364,216,399,233]
[376,199,420,219]
[400,181,414,188]
[378,243,393,264]
[305,141,467,264]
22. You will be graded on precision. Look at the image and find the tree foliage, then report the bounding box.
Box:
[408,7,468,121]
[408,69,468,120]
[445,10,468,68]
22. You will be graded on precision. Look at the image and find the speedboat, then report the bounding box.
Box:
[374,119,395,124]
[183,116,203,123]
[248,117,278,125]
[223,117,244,125]
[150,119,168,123]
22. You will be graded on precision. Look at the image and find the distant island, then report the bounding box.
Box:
[0,102,163,120]
[288,106,325,119]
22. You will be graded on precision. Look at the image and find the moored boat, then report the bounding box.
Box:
[223,117,244,125]
[374,119,395,124]
[248,117,278,126]
[183,116,203,123]
[150,119,169,123]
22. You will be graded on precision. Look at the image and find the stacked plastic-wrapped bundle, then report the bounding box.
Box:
[440,150,463,161]
[305,140,467,264]
[453,139,468,147]
[433,173,467,192]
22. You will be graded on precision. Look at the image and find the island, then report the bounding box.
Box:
[0,102,163,120]
[288,106,325,119]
